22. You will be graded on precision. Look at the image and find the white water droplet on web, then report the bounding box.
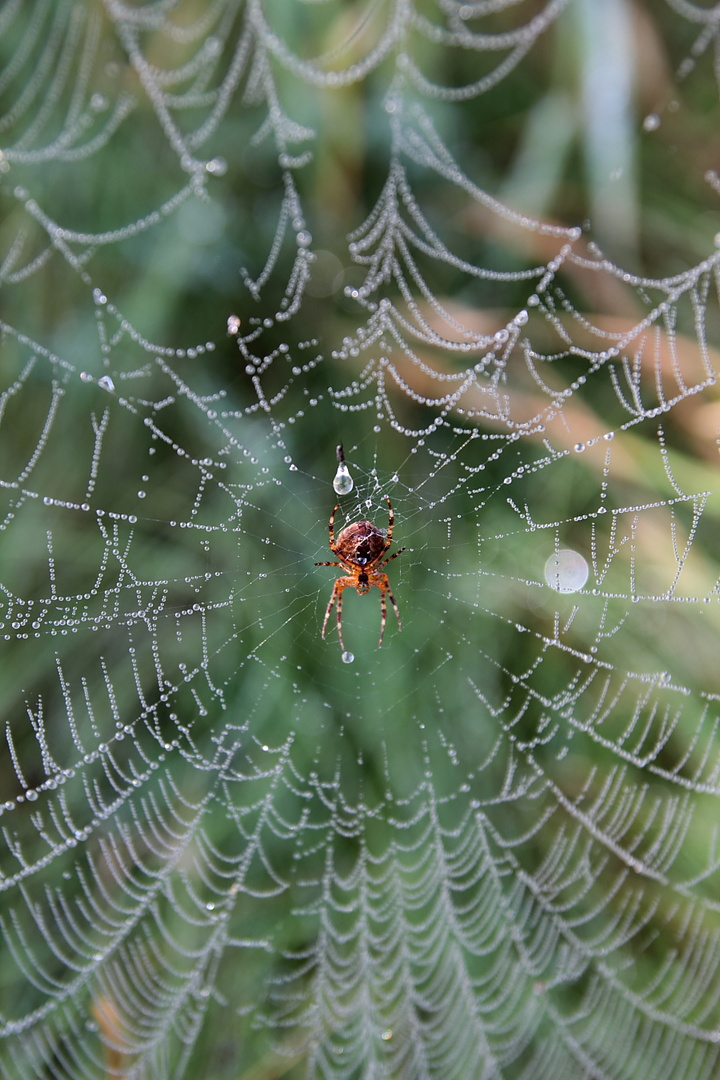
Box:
[333,463,353,495]
[341,651,354,664]
[205,157,227,175]
[97,375,115,392]
[643,113,660,132]
[545,550,589,593]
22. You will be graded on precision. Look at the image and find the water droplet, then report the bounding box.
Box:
[341,651,354,664]
[97,375,115,392]
[333,463,354,495]
[643,113,660,132]
[205,157,227,175]
[545,550,589,594]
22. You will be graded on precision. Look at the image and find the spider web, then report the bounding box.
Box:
[3,1,720,1078]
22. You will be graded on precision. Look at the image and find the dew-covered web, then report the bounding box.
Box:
[3,1,720,1078]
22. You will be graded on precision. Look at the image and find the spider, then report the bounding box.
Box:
[316,496,405,652]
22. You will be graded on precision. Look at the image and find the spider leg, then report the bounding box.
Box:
[334,581,347,653]
[371,495,395,560]
[374,572,401,647]
[321,577,354,653]
[385,496,394,545]
[328,504,340,554]
[378,582,388,648]
[320,580,339,641]
[386,582,402,632]
[378,546,405,570]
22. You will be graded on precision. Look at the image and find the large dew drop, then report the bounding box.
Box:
[333,463,354,495]
[545,550,589,594]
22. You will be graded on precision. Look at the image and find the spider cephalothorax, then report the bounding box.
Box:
[315,496,405,651]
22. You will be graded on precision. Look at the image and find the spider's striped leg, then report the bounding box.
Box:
[320,577,353,652]
[385,496,394,544]
[328,504,340,551]
[320,580,340,642]
[375,495,396,559]
[333,580,348,654]
[375,573,402,647]
[387,583,402,632]
[379,546,405,571]
[315,561,343,634]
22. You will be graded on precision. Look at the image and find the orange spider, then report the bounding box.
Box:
[316,496,405,652]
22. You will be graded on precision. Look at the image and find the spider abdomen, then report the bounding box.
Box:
[334,521,387,566]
